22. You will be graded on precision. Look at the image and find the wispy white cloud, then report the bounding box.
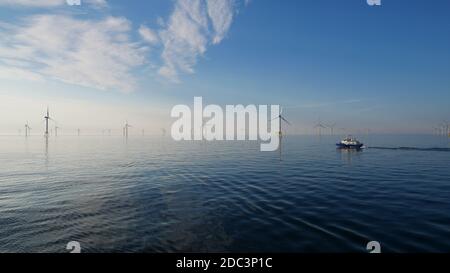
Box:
[85,0,107,9]
[156,0,244,82]
[207,0,235,44]
[0,0,246,91]
[139,25,159,45]
[0,15,147,92]
[0,66,44,82]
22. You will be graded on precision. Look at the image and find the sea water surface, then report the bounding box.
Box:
[0,135,449,253]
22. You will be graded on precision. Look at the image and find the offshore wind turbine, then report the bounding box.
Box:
[273,107,291,139]
[433,127,439,136]
[43,107,56,137]
[436,122,447,136]
[25,122,31,137]
[124,121,132,138]
[314,119,327,136]
[44,107,50,137]
[55,126,60,137]
[443,122,450,137]
[200,122,213,141]
[326,123,337,135]
[272,107,291,160]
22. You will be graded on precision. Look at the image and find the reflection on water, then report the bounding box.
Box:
[336,148,363,166]
[0,135,449,253]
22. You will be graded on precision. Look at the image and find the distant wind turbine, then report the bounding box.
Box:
[433,127,439,135]
[124,121,132,138]
[436,122,449,136]
[44,107,51,137]
[25,122,32,137]
[314,119,327,136]
[273,107,291,139]
[198,122,213,141]
[326,123,337,135]
[443,122,450,136]
[55,126,60,137]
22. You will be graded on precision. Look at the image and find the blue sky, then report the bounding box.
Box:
[0,0,449,134]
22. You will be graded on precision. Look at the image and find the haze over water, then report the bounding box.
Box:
[0,135,449,253]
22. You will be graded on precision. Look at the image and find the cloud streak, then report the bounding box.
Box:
[0,0,246,91]
[153,0,241,82]
[0,15,147,92]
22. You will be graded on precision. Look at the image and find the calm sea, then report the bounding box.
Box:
[0,135,449,253]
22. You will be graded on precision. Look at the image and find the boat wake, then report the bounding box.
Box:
[369,146,450,152]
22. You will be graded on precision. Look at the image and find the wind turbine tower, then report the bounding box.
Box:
[327,123,337,135]
[124,121,132,138]
[25,122,31,137]
[44,107,50,137]
[314,120,327,136]
[444,122,450,137]
[274,107,291,139]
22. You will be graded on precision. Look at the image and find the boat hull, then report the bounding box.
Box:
[336,143,364,149]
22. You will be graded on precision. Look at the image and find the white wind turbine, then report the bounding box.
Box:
[314,119,327,136]
[326,122,337,135]
[199,121,213,141]
[443,122,450,137]
[433,127,439,136]
[43,107,56,137]
[124,121,132,138]
[25,122,32,137]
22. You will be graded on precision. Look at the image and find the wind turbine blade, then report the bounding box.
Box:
[271,116,279,121]
[281,116,291,125]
